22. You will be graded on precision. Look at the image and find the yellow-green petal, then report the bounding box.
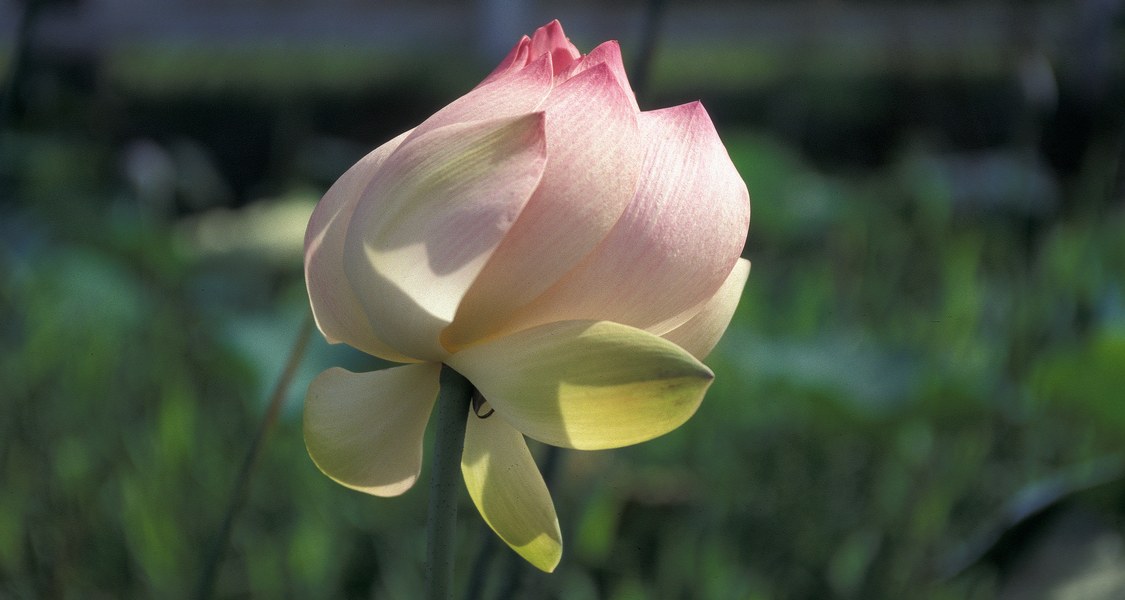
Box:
[447,320,714,450]
[304,363,441,496]
[462,407,562,572]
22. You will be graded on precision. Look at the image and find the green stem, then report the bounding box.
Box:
[197,312,314,600]
[426,366,473,600]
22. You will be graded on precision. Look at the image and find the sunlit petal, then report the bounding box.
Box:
[304,130,418,362]
[479,21,593,89]
[304,363,441,497]
[661,258,751,360]
[528,19,582,77]
[412,53,553,139]
[448,321,713,450]
[476,102,750,340]
[443,65,643,350]
[565,41,639,112]
[462,408,562,572]
[344,113,547,360]
[478,35,532,86]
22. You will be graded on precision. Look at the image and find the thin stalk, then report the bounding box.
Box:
[1,0,43,130]
[196,312,314,600]
[426,366,473,600]
[462,525,499,600]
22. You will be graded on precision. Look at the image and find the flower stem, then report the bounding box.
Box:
[426,365,473,600]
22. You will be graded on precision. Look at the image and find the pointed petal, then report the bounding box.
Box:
[304,130,418,362]
[412,52,553,140]
[662,258,751,360]
[462,409,562,572]
[448,321,713,450]
[304,363,441,497]
[565,41,639,112]
[443,65,644,350]
[480,21,581,88]
[478,35,532,87]
[457,102,750,342]
[529,20,582,76]
[344,113,548,361]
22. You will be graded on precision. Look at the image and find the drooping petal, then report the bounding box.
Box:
[661,258,751,360]
[304,363,442,497]
[304,130,418,363]
[457,101,750,342]
[443,64,644,350]
[447,320,714,450]
[462,407,562,572]
[344,113,548,361]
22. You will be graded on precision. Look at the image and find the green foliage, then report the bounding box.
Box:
[3,25,1124,599]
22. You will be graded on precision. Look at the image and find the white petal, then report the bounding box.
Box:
[661,258,750,359]
[304,363,441,496]
[343,113,548,360]
[304,131,418,362]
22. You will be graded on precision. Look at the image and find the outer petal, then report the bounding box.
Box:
[304,130,418,363]
[564,41,639,112]
[304,363,442,497]
[443,64,644,350]
[460,102,750,342]
[447,320,714,450]
[411,52,554,140]
[344,113,548,361]
[478,36,532,87]
[661,258,751,360]
[462,407,562,572]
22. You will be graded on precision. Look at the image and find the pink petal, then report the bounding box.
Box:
[565,41,639,112]
[442,63,644,351]
[304,130,419,363]
[478,35,532,87]
[410,53,553,141]
[661,258,750,359]
[528,20,582,77]
[478,21,582,89]
[449,101,750,344]
[343,113,548,361]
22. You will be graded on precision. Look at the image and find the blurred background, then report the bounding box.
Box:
[2,0,1124,598]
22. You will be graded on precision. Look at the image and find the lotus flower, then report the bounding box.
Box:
[303,20,750,572]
